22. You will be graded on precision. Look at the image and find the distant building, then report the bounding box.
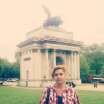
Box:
[17,26,82,87]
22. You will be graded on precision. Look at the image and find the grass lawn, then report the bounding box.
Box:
[0,87,104,104]
[82,82,104,85]
[0,84,10,86]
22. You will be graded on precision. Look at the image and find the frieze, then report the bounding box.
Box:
[32,49,38,52]
[17,36,82,48]
[24,57,31,61]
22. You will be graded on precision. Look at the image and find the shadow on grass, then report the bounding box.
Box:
[0,84,11,86]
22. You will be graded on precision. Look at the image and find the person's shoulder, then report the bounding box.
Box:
[44,86,53,91]
[49,84,55,89]
[66,85,78,96]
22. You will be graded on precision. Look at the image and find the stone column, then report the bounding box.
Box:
[43,50,45,79]
[66,52,70,80]
[45,49,49,79]
[74,52,77,79]
[20,52,22,80]
[32,49,37,80]
[68,53,71,79]
[53,49,56,68]
[77,52,80,79]
[71,51,74,79]
[34,49,41,80]
[64,51,66,66]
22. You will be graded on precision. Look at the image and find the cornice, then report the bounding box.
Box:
[17,36,82,48]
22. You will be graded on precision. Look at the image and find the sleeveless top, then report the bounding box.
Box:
[58,96,62,104]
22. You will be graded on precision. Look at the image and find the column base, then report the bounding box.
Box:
[19,79,81,87]
[19,80,55,87]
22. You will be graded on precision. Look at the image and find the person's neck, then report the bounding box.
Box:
[55,83,66,89]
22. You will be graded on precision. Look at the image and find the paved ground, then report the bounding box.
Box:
[74,84,104,92]
[2,82,104,92]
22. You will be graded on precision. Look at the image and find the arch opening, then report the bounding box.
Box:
[56,56,63,65]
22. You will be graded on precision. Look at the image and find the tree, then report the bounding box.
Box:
[80,43,104,76]
[15,50,20,63]
[1,58,12,78]
[101,43,104,52]
[11,62,20,78]
[0,58,4,78]
[80,43,101,55]
[80,54,90,82]
[79,41,86,54]
[41,5,63,27]
[85,51,104,75]
[0,50,20,79]
[14,50,20,78]
[100,66,104,75]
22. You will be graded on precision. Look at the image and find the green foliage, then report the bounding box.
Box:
[80,54,90,82]
[0,51,20,79]
[86,51,104,74]
[1,58,12,78]
[80,43,104,82]
[13,50,20,78]
[15,50,20,63]
[0,58,4,77]
[80,43,101,54]
[100,66,104,75]
[12,62,20,78]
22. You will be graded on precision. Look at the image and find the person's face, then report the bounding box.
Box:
[53,69,66,84]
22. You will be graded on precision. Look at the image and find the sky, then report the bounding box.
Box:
[0,0,104,63]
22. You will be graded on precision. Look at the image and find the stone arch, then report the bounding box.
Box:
[56,56,64,65]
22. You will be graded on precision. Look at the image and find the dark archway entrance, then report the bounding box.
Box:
[56,56,63,65]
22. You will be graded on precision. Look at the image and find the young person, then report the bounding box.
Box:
[40,65,80,104]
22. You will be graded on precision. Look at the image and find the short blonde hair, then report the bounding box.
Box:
[51,65,67,79]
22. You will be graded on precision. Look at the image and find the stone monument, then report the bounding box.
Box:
[17,26,82,87]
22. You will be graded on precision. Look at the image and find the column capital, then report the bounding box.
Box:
[19,52,22,56]
[73,51,77,54]
[27,49,33,53]
[71,51,74,53]
[44,48,48,52]
[76,51,80,54]
[32,49,38,52]
[71,51,74,55]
